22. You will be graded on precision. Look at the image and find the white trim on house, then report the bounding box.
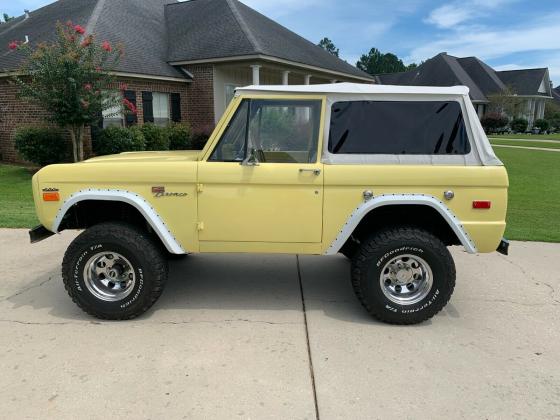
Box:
[0,70,191,83]
[169,54,375,82]
[111,72,191,83]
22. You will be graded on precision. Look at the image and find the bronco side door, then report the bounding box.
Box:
[197,96,325,249]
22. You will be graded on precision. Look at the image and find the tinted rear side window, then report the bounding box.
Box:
[328,101,471,155]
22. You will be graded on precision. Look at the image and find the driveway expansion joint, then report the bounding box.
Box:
[1,276,55,303]
[297,255,321,420]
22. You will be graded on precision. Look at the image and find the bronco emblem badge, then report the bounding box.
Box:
[152,186,187,198]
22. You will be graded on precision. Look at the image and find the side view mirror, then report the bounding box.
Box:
[241,148,260,166]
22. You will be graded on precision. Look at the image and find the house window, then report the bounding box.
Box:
[225,84,236,107]
[102,92,124,128]
[153,92,170,126]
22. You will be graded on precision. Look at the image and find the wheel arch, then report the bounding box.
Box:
[325,194,477,255]
[53,190,186,255]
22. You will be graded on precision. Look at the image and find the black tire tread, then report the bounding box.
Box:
[351,226,456,325]
[62,222,168,320]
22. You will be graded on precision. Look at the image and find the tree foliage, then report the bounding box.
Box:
[487,86,523,117]
[2,13,14,23]
[10,21,130,161]
[318,37,339,57]
[356,48,417,75]
[511,118,528,133]
[480,112,508,133]
[14,126,71,166]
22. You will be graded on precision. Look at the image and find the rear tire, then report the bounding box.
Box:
[62,222,168,320]
[351,227,455,325]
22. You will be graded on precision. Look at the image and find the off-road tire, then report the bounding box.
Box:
[351,227,455,325]
[62,222,168,320]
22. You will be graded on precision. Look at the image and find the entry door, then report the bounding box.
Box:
[198,98,324,243]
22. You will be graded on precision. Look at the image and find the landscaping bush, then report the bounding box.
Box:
[14,126,71,166]
[534,119,550,132]
[141,124,170,151]
[167,123,192,150]
[93,126,145,156]
[191,125,215,150]
[481,112,508,133]
[510,118,528,133]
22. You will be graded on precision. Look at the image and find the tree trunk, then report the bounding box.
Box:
[69,128,78,162]
[69,125,85,162]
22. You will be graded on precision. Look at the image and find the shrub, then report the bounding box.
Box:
[191,125,215,150]
[481,113,508,133]
[167,123,192,150]
[141,124,170,151]
[14,126,71,166]
[510,118,528,133]
[534,119,550,132]
[93,126,145,156]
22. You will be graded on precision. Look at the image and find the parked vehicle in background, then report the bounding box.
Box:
[30,83,509,325]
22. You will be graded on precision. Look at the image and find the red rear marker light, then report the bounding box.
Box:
[473,200,491,209]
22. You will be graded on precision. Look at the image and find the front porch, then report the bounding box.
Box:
[211,60,370,123]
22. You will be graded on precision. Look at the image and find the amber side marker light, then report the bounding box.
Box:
[43,192,60,202]
[473,200,491,209]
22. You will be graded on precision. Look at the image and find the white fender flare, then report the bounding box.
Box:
[325,194,477,255]
[52,189,186,254]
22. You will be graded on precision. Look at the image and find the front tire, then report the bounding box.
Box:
[62,222,168,320]
[351,227,455,325]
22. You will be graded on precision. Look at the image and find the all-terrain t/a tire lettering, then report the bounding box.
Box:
[62,222,168,320]
[351,227,456,325]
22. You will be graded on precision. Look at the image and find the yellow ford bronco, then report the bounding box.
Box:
[30,83,509,324]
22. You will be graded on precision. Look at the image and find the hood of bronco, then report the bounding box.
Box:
[84,150,201,163]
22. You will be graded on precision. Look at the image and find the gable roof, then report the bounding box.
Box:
[165,0,372,80]
[0,0,184,79]
[496,68,551,96]
[552,86,560,105]
[376,52,552,102]
[456,57,505,95]
[1,0,371,82]
[376,53,487,102]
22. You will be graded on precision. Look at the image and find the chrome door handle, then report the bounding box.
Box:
[299,169,321,176]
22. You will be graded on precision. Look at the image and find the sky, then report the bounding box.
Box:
[3,0,560,84]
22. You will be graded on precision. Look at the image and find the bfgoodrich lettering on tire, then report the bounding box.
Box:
[351,227,456,325]
[62,222,168,320]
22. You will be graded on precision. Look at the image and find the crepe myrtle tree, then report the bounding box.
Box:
[9,21,136,162]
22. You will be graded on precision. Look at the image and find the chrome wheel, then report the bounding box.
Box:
[83,252,136,302]
[379,254,433,306]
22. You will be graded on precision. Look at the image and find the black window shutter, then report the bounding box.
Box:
[124,90,138,126]
[142,91,154,123]
[171,93,181,122]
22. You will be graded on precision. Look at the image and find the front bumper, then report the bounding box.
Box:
[497,238,509,256]
[29,225,55,244]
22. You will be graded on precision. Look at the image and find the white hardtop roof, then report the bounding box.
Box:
[236,82,470,96]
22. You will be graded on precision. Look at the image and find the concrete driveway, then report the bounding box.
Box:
[1,229,559,419]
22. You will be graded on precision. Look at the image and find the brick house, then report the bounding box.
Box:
[376,52,553,129]
[0,0,373,163]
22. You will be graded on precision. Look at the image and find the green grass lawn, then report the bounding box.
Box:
[0,165,38,228]
[490,139,560,149]
[496,148,560,243]
[1,153,559,243]
[490,133,560,140]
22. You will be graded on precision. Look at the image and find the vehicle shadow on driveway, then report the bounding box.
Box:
[5,253,457,325]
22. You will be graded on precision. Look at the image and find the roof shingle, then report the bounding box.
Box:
[165,0,372,80]
[1,0,371,81]
[376,52,551,102]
